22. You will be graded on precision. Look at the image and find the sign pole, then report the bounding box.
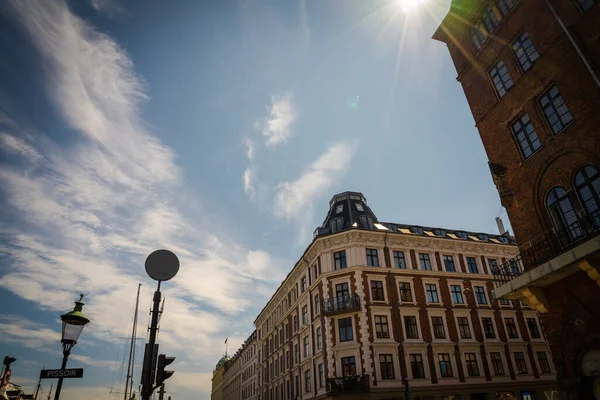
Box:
[53,344,71,400]
[141,281,161,400]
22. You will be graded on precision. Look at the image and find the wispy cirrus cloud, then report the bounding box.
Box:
[0,1,280,397]
[243,139,256,198]
[255,94,296,148]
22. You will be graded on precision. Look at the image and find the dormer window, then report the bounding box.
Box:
[477,233,489,241]
[330,218,343,233]
[336,204,344,213]
[497,236,509,244]
[455,231,467,239]
[409,226,424,235]
[355,203,364,212]
[433,229,446,237]
[360,215,374,230]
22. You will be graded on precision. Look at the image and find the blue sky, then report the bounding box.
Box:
[0,0,509,398]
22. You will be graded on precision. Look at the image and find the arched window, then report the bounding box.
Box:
[546,187,584,245]
[574,165,600,229]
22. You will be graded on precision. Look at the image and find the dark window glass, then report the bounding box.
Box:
[419,253,432,270]
[314,294,320,315]
[546,186,585,243]
[500,298,511,306]
[467,257,479,273]
[482,5,500,31]
[302,305,308,325]
[527,318,541,339]
[393,251,407,268]
[576,0,596,12]
[330,217,344,233]
[438,353,453,377]
[455,231,468,239]
[355,202,364,211]
[514,352,528,374]
[336,283,349,299]
[482,317,496,339]
[425,284,439,303]
[341,356,356,377]
[294,343,299,364]
[399,282,413,302]
[318,363,324,387]
[471,25,486,51]
[505,318,519,338]
[379,354,395,379]
[432,316,446,339]
[474,286,488,304]
[537,352,551,373]
[458,317,472,339]
[574,166,600,229]
[487,258,498,273]
[293,315,298,332]
[465,353,480,376]
[450,285,464,304]
[366,248,379,266]
[511,32,539,72]
[371,280,385,301]
[410,226,424,234]
[304,370,311,392]
[410,354,425,378]
[511,114,542,159]
[496,0,515,15]
[489,60,513,97]
[375,315,390,339]
[338,317,353,342]
[316,327,322,350]
[333,250,347,270]
[538,86,573,135]
[404,316,419,339]
[443,255,456,272]
[301,276,307,292]
[491,352,505,375]
[303,336,309,357]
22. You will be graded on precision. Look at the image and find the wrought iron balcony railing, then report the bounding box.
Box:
[322,294,361,316]
[326,374,370,395]
[493,209,600,287]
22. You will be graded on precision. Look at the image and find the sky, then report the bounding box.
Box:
[0,0,510,399]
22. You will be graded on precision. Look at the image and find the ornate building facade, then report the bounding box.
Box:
[222,331,258,400]
[217,192,558,400]
[432,0,600,398]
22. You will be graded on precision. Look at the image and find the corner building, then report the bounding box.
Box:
[252,192,556,400]
[432,0,600,398]
[223,331,258,400]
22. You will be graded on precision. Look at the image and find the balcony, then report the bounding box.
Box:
[322,294,361,316]
[493,210,600,300]
[326,374,370,395]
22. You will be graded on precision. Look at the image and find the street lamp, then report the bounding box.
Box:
[55,294,90,400]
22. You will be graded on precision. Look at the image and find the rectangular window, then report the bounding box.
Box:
[304,370,311,392]
[487,258,498,273]
[404,316,419,339]
[443,255,456,272]
[302,305,308,325]
[496,0,515,15]
[425,283,439,303]
[432,316,446,339]
[280,328,284,345]
[333,250,347,270]
[314,294,320,315]
[482,5,499,32]
[505,318,519,338]
[330,217,343,233]
[527,318,541,339]
[489,60,513,97]
[450,285,464,304]
[303,336,309,357]
[375,315,390,339]
[538,85,573,135]
[399,282,413,302]
[419,253,432,270]
[511,114,542,159]
[335,283,349,299]
[286,350,290,369]
[371,280,385,301]
[482,317,496,339]
[438,353,453,377]
[500,299,511,306]
[393,250,406,268]
[341,356,356,377]
[366,248,379,266]
[316,327,322,350]
[537,352,551,373]
[471,26,486,51]
[338,317,353,342]
[514,352,528,374]
[474,286,488,305]
[465,353,480,377]
[410,354,425,378]
[318,363,324,387]
[457,317,472,339]
[466,257,479,273]
[511,31,539,72]
[280,355,284,373]
[490,352,505,375]
[379,354,395,379]
[294,343,299,364]
[576,0,596,12]
[293,315,299,332]
[301,276,307,292]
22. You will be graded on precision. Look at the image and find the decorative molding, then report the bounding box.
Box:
[520,287,549,314]
[578,259,600,287]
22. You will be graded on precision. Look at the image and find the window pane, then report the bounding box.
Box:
[511,32,539,72]
[404,316,419,339]
[393,251,406,268]
[410,354,425,378]
[467,257,479,273]
[511,113,542,159]
[438,353,453,377]
[538,85,573,135]
[482,5,500,32]
[425,284,439,303]
[488,59,513,97]
[399,282,413,302]
[334,251,347,270]
[379,354,395,379]
[419,253,432,270]
[443,255,456,272]
[451,285,464,304]
[366,248,379,267]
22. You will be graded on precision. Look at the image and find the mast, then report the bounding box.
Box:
[47,385,52,400]
[124,284,142,400]
[34,365,44,400]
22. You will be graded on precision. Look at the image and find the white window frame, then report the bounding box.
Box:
[336,347,362,376]
[403,344,431,384]
[485,344,510,381]
[501,310,522,342]
[522,311,545,342]
[391,248,412,269]
[460,345,486,382]
[395,276,417,306]
[432,344,460,384]
[447,279,467,307]
[509,344,534,379]
[441,253,459,272]
[464,255,481,274]
[428,309,451,343]
[418,251,436,271]
[366,274,388,303]
[373,345,402,385]
[471,281,491,307]
[371,306,394,342]
[478,310,501,342]
[454,309,476,343]
[400,307,422,343]
[530,343,556,377]
[422,278,441,305]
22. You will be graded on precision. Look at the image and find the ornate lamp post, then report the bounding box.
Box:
[54,294,90,400]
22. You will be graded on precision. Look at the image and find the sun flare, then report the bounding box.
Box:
[396,0,425,13]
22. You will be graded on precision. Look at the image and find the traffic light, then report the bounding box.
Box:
[155,354,175,386]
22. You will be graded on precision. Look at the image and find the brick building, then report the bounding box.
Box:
[432,0,600,398]
[221,192,557,400]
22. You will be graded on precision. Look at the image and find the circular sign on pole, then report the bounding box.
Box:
[145,250,179,281]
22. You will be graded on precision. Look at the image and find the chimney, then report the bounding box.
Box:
[495,217,507,235]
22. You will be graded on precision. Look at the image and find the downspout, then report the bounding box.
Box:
[544,0,600,88]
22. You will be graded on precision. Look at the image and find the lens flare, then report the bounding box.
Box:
[396,0,425,13]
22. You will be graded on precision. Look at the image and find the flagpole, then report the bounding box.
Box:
[225,338,228,357]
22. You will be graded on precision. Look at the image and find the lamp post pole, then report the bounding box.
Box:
[54,343,73,400]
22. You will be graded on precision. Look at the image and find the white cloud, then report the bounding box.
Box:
[0,1,281,397]
[0,316,61,348]
[256,95,296,148]
[245,138,254,162]
[243,167,256,198]
[274,140,357,222]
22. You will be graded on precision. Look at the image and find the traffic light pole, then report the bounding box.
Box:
[141,281,162,400]
[158,384,165,400]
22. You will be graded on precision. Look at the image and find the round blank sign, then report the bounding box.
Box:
[145,249,180,281]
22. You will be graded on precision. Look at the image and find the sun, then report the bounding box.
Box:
[396,0,425,13]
